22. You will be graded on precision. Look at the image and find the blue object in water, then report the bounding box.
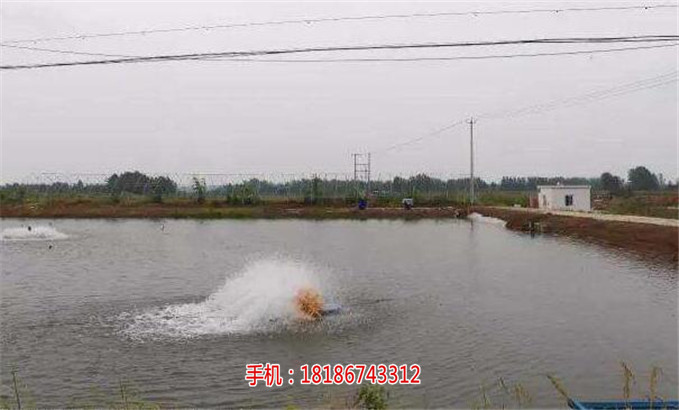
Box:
[569,399,679,410]
[321,303,342,316]
[358,199,367,210]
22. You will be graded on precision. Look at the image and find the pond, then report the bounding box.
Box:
[1,218,676,407]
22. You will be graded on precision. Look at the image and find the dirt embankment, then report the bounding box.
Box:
[0,202,466,220]
[474,206,678,265]
[4,201,676,265]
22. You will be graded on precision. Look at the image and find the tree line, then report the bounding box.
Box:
[0,166,672,204]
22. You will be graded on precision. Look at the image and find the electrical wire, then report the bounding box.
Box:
[2,35,677,70]
[214,42,679,63]
[376,120,468,154]
[5,39,678,65]
[478,70,678,120]
[0,43,136,58]
[374,70,678,155]
[3,4,676,45]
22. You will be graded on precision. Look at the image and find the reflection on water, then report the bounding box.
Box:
[1,218,677,407]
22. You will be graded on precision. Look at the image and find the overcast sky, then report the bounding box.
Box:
[1,1,677,184]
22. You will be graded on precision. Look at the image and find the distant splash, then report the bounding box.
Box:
[121,257,336,339]
[467,212,507,226]
[1,225,69,241]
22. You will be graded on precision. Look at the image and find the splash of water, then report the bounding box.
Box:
[0,225,68,241]
[467,212,507,226]
[122,257,330,339]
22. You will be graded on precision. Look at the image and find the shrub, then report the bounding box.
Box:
[192,177,206,204]
[354,384,388,410]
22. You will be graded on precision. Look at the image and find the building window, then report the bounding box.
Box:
[565,194,574,206]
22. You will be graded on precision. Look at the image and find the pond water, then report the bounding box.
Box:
[1,218,677,407]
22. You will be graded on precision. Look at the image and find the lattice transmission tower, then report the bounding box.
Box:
[352,153,371,198]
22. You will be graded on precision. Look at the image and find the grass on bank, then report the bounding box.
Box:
[604,194,679,220]
[3,190,676,219]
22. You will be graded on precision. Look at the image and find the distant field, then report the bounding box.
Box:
[594,191,679,220]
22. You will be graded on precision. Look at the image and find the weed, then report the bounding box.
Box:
[513,382,532,407]
[11,370,20,410]
[649,366,662,403]
[0,369,35,410]
[547,374,570,405]
[471,377,532,409]
[354,384,388,410]
[621,361,636,402]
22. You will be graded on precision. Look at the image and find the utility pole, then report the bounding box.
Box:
[467,117,476,205]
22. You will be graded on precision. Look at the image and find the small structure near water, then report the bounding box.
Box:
[537,184,591,212]
[295,287,341,320]
[568,398,678,410]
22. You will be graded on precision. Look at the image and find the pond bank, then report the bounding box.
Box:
[3,201,676,265]
[473,206,678,265]
[0,202,466,220]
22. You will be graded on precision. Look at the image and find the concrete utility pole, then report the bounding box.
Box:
[467,117,476,205]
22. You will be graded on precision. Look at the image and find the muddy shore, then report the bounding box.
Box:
[473,206,678,266]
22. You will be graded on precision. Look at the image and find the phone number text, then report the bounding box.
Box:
[245,363,421,386]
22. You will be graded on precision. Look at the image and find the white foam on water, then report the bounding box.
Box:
[122,257,329,339]
[0,225,69,241]
[467,212,507,226]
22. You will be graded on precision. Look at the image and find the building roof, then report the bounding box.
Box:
[537,185,591,190]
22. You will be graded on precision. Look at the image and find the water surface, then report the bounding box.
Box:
[1,218,677,407]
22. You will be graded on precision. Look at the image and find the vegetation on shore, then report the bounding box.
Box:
[1,166,675,220]
[2,189,676,264]
[1,189,676,222]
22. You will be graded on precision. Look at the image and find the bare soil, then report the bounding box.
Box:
[474,206,678,266]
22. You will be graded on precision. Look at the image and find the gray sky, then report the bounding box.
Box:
[1,1,677,183]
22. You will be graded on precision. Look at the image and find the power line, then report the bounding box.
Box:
[503,77,678,117]
[376,120,468,154]
[217,42,679,63]
[3,4,676,45]
[2,35,677,70]
[0,43,136,59]
[6,40,678,66]
[479,70,678,120]
[374,70,678,155]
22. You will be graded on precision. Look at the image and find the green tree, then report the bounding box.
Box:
[107,171,151,195]
[150,176,177,202]
[307,175,322,204]
[600,172,623,193]
[106,172,176,202]
[192,177,207,204]
[627,166,659,191]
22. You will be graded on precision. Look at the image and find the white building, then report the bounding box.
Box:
[537,185,591,212]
